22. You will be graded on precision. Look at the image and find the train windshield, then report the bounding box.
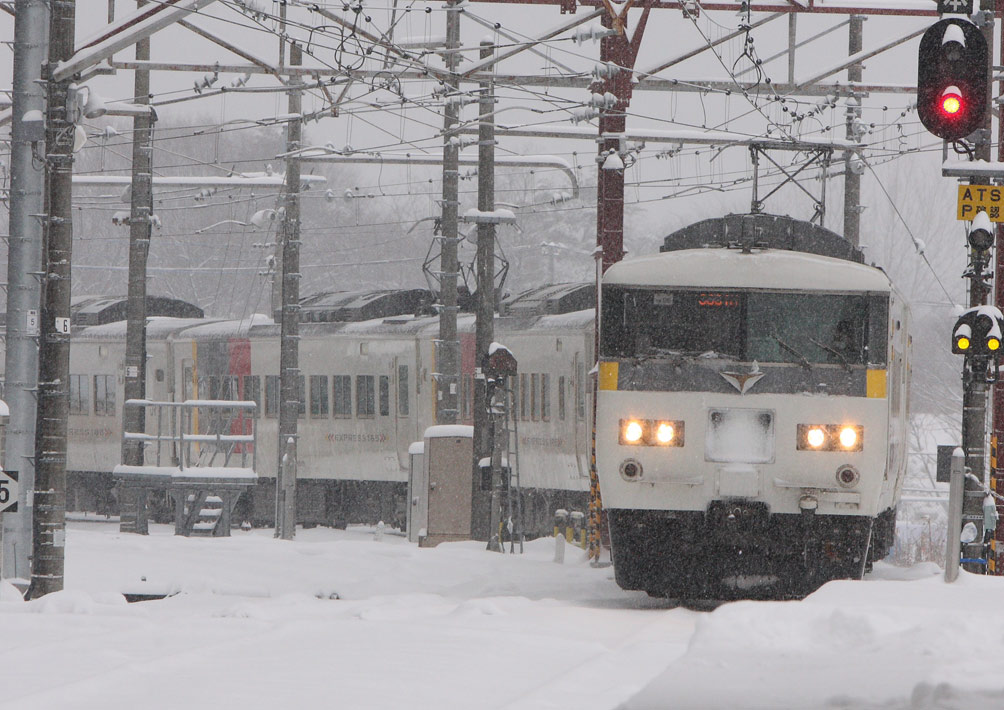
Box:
[601,287,882,366]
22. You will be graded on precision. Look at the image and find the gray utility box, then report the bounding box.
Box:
[419,425,476,547]
[407,440,426,544]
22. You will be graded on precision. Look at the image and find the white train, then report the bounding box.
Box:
[43,286,596,535]
[595,213,911,600]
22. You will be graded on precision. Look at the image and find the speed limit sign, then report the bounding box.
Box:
[0,471,18,514]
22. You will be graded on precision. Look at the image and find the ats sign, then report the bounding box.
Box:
[958,185,1004,222]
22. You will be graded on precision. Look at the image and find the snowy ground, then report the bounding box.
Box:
[3,521,1004,710]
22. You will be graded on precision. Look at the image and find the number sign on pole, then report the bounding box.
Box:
[0,471,18,514]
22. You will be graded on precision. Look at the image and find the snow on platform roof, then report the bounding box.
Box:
[604,248,892,293]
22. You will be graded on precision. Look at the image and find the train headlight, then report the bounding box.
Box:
[838,426,858,449]
[619,419,685,446]
[989,336,1001,352]
[655,421,675,444]
[621,419,645,445]
[798,424,863,452]
[806,427,827,449]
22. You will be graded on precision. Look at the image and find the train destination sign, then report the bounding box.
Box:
[957,185,1004,222]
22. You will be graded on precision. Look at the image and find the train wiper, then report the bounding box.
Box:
[770,332,812,370]
[808,336,852,372]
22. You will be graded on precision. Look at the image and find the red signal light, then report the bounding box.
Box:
[941,87,963,116]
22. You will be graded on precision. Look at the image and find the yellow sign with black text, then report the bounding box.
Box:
[958,185,1004,222]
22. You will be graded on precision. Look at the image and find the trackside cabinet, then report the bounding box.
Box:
[407,440,426,543]
[420,425,474,547]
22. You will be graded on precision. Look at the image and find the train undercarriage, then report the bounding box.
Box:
[608,505,897,601]
[66,471,590,541]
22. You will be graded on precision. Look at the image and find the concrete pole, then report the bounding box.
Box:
[276,42,302,540]
[473,40,500,550]
[27,0,75,600]
[436,1,461,425]
[2,0,48,583]
[121,0,155,535]
[842,16,863,247]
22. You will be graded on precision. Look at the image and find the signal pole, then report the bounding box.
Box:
[960,3,996,573]
[993,3,1004,575]
[27,0,76,600]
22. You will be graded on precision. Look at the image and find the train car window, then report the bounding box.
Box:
[379,375,390,417]
[297,376,306,419]
[397,365,410,416]
[69,374,90,415]
[746,293,869,366]
[242,375,261,417]
[93,374,115,416]
[601,286,873,366]
[530,374,538,421]
[541,373,551,422]
[310,375,330,418]
[333,375,352,418]
[520,374,529,420]
[575,361,585,420]
[183,365,194,401]
[264,375,280,417]
[558,375,566,421]
[357,375,376,418]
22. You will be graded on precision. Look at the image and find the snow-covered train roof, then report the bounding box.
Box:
[74,316,223,341]
[299,289,434,323]
[603,248,893,293]
[661,213,864,263]
[500,283,594,316]
[70,295,204,325]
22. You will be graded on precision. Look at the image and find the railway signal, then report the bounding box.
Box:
[917,18,988,141]
[952,306,1004,357]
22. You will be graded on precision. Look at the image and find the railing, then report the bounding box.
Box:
[122,398,257,472]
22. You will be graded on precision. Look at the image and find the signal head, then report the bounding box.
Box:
[917,19,988,142]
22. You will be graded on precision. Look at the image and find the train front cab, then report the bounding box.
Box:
[595,248,909,601]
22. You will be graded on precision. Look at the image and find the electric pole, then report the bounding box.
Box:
[842,15,863,248]
[121,0,156,535]
[27,0,76,600]
[435,0,461,425]
[2,0,48,583]
[473,40,499,548]
[276,42,303,540]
